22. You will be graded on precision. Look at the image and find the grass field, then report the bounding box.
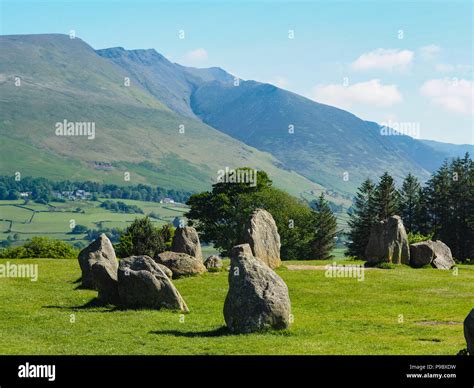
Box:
[0,199,187,246]
[0,256,472,355]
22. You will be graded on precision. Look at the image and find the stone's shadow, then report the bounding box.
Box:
[150,326,230,338]
[43,298,117,311]
[43,299,188,313]
[74,284,90,290]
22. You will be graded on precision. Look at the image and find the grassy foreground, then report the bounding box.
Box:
[0,257,472,355]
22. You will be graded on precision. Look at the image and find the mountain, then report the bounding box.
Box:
[0,34,329,200]
[0,34,454,208]
[420,139,473,159]
[190,80,447,193]
[95,47,233,119]
[97,45,448,195]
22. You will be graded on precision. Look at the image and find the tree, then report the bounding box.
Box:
[374,172,399,221]
[116,216,167,258]
[186,168,313,260]
[398,173,421,233]
[424,154,473,260]
[412,153,473,261]
[308,194,338,260]
[345,179,377,259]
[424,160,451,237]
[414,186,432,235]
[71,224,88,234]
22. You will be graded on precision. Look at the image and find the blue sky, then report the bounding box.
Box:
[1,0,473,144]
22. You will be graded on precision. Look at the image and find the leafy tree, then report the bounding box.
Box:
[398,173,421,233]
[116,216,167,258]
[345,179,377,259]
[160,224,175,250]
[0,237,78,259]
[7,190,19,200]
[374,172,399,221]
[71,225,88,234]
[186,168,313,260]
[308,194,338,260]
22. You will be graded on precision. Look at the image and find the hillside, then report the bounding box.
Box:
[0,34,329,200]
[96,44,449,194]
[190,81,447,193]
[421,139,473,159]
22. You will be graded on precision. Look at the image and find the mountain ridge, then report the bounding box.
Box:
[0,33,330,201]
[0,33,462,203]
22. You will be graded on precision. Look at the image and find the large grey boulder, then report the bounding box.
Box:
[117,255,188,312]
[244,208,281,269]
[431,241,456,269]
[155,251,206,278]
[204,255,223,270]
[171,226,203,261]
[91,260,119,304]
[410,240,455,269]
[409,242,434,268]
[78,234,118,289]
[464,309,474,355]
[365,215,410,264]
[223,247,291,333]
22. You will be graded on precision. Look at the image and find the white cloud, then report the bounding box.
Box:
[435,63,455,73]
[351,49,414,72]
[311,79,403,109]
[435,63,472,74]
[267,76,291,89]
[185,48,208,63]
[420,78,473,115]
[419,44,441,60]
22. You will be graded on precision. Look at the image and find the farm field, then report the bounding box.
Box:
[0,199,188,247]
[0,257,472,355]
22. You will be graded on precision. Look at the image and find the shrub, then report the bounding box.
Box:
[115,217,174,258]
[0,237,78,259]
[407,231,434,244]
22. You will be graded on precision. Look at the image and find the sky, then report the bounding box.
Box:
[1,0,473,144]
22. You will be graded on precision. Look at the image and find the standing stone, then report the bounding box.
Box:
[78,234,118,289]
[91,260,119,304]
[224,247,291,333]
[431,241,456,269]
[118,256,188,312]
[155,251,206,278]
[244,208,281,269]
[204,255,223,270]
[230,243,253,259]
[464,309,474,355]
[410,240,455,269]
[365,215,410,264]
[171,226,203,261]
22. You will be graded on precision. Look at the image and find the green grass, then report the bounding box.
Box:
[0,199,187,244]
[0,258,472,355]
